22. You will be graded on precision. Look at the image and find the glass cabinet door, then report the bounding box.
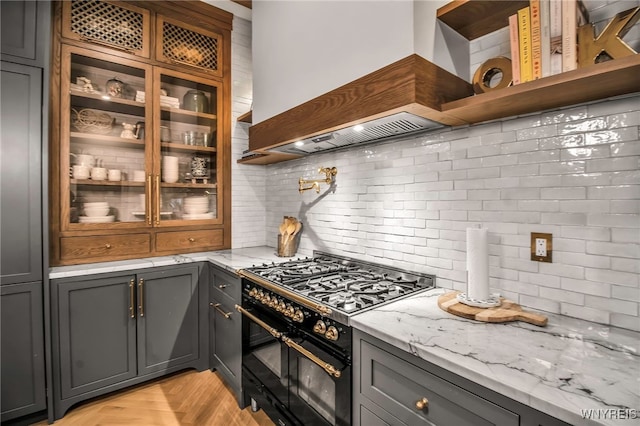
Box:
[61,45,153,229]
[153,68,221,225]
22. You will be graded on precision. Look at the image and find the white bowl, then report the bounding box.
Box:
[184,205,208,214]
[182,212,215,220]
[183,196,208,204]
[84,201,108,207]
[79,215,115,223]
[84,207,110,217]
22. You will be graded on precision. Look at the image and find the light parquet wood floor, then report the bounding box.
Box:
[31,370,274,426]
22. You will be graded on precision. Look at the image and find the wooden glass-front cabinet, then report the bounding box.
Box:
[50,0,232,265]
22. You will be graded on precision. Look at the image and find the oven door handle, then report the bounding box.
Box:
[281,336,342,379]
[235,304,282,339]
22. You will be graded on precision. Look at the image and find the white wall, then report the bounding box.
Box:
[252,0,414,123]
[231,16,267,248]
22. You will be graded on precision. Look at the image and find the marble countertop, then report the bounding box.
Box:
[50,247,639,426]
[49,246,309,279]
[350,288,640,426]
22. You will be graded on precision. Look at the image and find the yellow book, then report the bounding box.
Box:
[518,7,533,83]
[530,0,542,79]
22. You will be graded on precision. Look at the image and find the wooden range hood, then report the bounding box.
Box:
[243,54,474,164]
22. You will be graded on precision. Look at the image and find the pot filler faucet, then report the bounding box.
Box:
[298,167,337,193]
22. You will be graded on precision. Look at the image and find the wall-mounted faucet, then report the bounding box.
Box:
[299,167,337,193]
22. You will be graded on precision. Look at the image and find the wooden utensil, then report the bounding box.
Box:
[437,291,548,326]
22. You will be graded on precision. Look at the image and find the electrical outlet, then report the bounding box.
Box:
[531,233,552,262]
[535,238,547,257]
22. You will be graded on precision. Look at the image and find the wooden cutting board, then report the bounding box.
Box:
[438,291,548,326]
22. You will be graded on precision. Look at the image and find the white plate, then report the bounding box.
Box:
[182,212,214,220]
[131,211,172,216]
[79,215,115,223]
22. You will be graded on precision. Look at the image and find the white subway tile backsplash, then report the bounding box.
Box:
[539,161,586,175]
[586,156,639,172]
[561,277,611,297]
[612,228,640,244]
[561,303,610,324]
[588,185,640,200]
[610,313,640,332]
[540,288,584,305]
[585,295,637,316]
[587,214,640,228]
[611,170,640,185]
[541,187,586,199]
[587,241,640,258]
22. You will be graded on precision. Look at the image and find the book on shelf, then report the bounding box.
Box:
[509,13,521,85]
[539,0,552,78]
[561,0,590,72]
[518,6,533,83]
[530,0,542,79]
[549,0,563,75]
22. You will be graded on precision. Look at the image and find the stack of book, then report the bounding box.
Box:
[509,0,589,85]
[134,91,181,109]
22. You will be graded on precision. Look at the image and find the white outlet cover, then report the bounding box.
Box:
[536,238,547,257]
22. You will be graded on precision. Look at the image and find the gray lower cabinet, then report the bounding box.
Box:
[354,329,570,426]
[1,282,46,422]
[209,264,242,405]
[51,264,206,420]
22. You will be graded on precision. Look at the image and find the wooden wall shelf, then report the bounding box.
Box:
[436,0,528,40]
[442,55,640,123]
[237,110,252,123]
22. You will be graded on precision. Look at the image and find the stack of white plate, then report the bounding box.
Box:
[80,202,114,223]
[183,196,210,219]
[162,156,179,183]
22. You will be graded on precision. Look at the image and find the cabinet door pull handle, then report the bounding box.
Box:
[138,278,144,317]
[146,174,152,225]
[105,243,112,249]
[218,284,227,289]
[210,302,231,319]
[129,279,135,319]
[154,175,160,225]
[415,397,429,410]
[188,237,195,242]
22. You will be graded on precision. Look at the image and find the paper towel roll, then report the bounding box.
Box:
[466,227,489,301]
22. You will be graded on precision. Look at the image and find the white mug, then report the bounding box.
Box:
[90,167,107,180]
[108,169,122,181]
[72,165,90,180]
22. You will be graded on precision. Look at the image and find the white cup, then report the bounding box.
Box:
[90,167,107,180]
[132,170,146,182]
[162,156,179,167]
[108,169,122,181]
[72,165,90,180]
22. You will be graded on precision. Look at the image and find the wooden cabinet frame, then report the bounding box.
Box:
[50,0,232,265]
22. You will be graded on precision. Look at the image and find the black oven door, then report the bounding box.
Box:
[236,301,350,426]
[285,332,351,426]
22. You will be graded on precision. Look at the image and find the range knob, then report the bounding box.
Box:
[248,287,258,297]
[325,326,339,341]
[277,301,286,313]
[256,290,264,300]
[285,305,295,318]
[262,294,271,304]
[269,297,279,309]
[313,320,327,335]
[293,309,304,323]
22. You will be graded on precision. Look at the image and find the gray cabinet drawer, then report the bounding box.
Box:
[360,340,519,426]
[211,267,240,304]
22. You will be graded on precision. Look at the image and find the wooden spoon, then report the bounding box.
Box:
[285,220,297,244]
[292,221,302,237]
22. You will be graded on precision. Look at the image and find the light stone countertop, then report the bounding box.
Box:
[350,288,640,426]
[49,246,310,279]
[50,248,639,426]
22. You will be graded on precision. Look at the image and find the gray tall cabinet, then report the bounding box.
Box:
[0,0,50,422]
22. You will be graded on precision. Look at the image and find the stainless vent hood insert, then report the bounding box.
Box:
[267,112,443,156]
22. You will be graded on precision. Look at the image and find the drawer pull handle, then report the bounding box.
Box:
[415,397,429,410]
[210,303,231,319]
[105,243,112,249]
[188,237,195,242]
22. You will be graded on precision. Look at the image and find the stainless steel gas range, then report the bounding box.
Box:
[236,251,435,426]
